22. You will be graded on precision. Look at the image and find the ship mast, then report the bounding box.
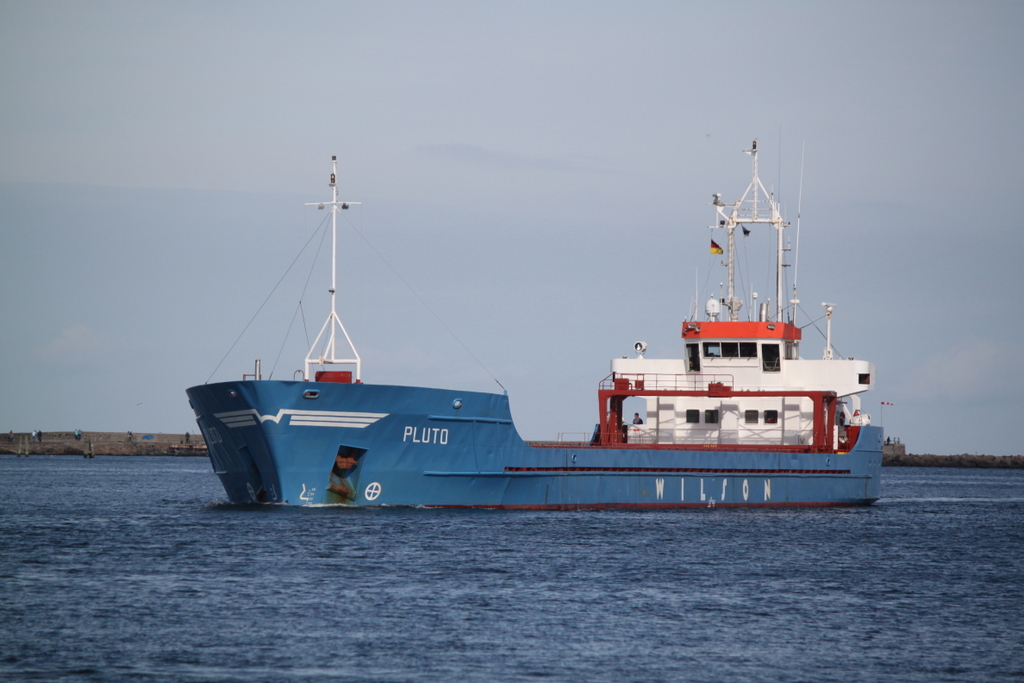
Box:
[712,140,788,322]
[303,156,362,381]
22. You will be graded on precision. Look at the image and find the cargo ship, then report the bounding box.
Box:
[187,143,881,507]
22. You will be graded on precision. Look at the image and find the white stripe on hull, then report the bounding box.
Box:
[214,408,388,429]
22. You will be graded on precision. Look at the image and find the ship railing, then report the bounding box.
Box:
[626,426,658,444]
[599,372,735,393]
[555,426,672,445]
[547,428,810,448]
[557,432,592,443]
[623,428,809,447]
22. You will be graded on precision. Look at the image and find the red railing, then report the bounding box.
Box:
[599,372,735,392]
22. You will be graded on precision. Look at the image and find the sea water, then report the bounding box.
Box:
[1,455,1022,682]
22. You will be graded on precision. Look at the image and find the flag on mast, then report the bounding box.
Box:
[710,240,723,254]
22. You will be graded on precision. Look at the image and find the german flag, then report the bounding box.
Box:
[710,240,723,254]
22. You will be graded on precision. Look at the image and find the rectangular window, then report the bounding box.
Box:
[744,410,759,424]
[686,343,701,372]
[762,344,781,372]
[686,409,700,424]
[785,342,800,360]
[704,410,719,424]
[703,342,721,358]
[721,342,739,358]
[739,342,758,358]
[764,410,779,424]
[859,373,871,385]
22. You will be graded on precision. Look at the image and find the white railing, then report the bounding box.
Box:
[555,427,811,447]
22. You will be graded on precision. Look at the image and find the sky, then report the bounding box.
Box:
[2,0,1023,455]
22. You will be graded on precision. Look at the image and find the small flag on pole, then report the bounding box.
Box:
[881,402,893,406]
[710,240,723,254]
[742,226,750,236]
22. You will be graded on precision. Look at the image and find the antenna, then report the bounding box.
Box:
[790,140,805,325]
[303,156,363,381]
[693,267,699,321]
[777,126,783,206]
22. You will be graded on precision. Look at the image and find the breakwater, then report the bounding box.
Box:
[883,452,1024,468]
[879,438,1023,467]
[1,431,206,457]
[4,431,1021,466]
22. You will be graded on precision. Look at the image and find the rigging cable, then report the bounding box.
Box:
[737,222,751,320]
[204,212,331,384]
[269,213,332,379]
[338,211,506,393]
[797,303,844,359]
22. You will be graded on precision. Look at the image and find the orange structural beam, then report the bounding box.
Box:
[597,385,838,452]
[681,320,802,340]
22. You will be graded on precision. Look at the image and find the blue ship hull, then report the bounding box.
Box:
[187,380,882,508]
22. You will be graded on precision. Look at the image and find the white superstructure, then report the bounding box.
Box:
[598,141,873,452]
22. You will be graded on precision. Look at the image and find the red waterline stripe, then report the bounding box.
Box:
[504,466,850,475]
[425,501,872,510]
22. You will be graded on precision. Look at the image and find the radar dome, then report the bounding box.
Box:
[705,298,722,320]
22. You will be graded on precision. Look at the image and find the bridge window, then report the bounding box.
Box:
[685,409,700,424]
[703,342,721,358]
[686,343,701,372]
[764,410,779,424]
[740,342,758,358]
[744,410,759,424]
[721,342,739,358]
[785,342,800,360]
[704,410,719,424]
[762,344,781,372]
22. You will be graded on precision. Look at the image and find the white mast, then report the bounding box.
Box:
[303,156,362,382]
[822,303,835,360]
[711,140,788,322]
